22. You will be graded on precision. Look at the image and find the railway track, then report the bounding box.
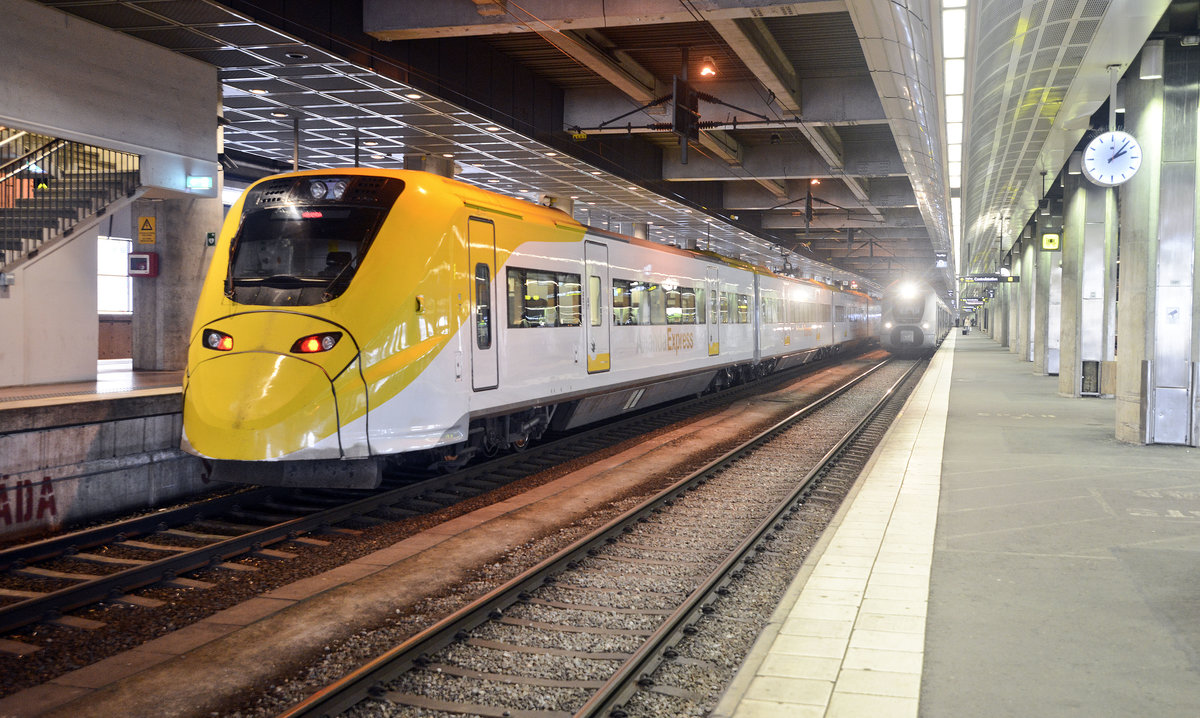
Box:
[0,353,874,640]
[279,357,923,717]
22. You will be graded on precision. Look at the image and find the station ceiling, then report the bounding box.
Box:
[34,0,1177,297]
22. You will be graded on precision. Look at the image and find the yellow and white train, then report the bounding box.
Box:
[183,169,879,488]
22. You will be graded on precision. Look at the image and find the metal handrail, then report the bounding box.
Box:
[0,137,66,182]
[0,134,140,267]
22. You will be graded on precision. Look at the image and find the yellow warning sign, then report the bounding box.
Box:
[138,216,156,244]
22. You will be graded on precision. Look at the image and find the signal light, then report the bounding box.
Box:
[203,329,234,351]
[291,332,342,354]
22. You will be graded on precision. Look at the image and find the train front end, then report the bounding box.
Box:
[881,281,935,355]
[183,172,412,488]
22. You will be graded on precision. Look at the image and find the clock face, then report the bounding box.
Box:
[1082,131,1142,187]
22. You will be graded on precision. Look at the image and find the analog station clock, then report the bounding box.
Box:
[1081,130,1142,187]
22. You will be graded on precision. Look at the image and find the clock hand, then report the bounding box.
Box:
[1109,139,1130,162]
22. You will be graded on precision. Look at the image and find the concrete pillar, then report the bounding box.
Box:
[994,282,1012,347]
[130,194,224,371]
[1059,172,1118,397]
[1117,43,1200,444]
[1011,241,1033,359]
[1033,205,1064,375]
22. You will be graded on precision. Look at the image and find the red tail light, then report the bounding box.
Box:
[291,332,342,354]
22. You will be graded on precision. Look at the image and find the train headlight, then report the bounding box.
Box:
[329,180,348,200]
[202,329,234,351]
[291,332,342,354]
[884,322,893,329]
[922,322,930,329]
[308,180,328,200]
[897,281,919,299]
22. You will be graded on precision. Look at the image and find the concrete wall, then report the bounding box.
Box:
[0,0,219,198]
[130,195,225,370]
[0,227,99,385]
[0,394,211,540]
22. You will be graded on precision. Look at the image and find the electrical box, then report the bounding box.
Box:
[129,252,159,277]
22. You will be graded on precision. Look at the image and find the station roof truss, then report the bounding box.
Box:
[32,0,1174,297]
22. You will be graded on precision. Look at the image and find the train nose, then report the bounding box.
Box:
[184,353,346,460]
[182,312,368,461]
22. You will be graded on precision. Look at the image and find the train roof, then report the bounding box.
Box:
[245,168,873,297]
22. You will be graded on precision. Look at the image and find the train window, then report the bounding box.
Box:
[694,287,706,324]
[559,279,582,326]
[835,305,846,323]
[589,275,602,326]
[475,263,492,350]
[506,267,580,328]
[761,292,779,324]
[736,293,750,323]
[228,176,404,306]
[644,283,666,325]
[665,285,682,324]
[668,286,697,324]
[505,267,581,328]
[719,293,731,324]
[613,279,635,325]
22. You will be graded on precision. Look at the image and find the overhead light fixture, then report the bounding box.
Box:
[249,88,269,95]
[1182,35,1200,47]
[485,125,500,131]
[442,153,454,158]
[1069,150,1082,175]
[404,93,422,99]
[1140,39,1164,80]
[270,111,289,118]
[699,55,717,78]
[363,140,379,146]
[810,178,820,185]
[284,52,308,60]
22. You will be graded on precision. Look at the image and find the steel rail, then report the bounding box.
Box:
[276,357,911,718]
[578,358,922,717]
[0,352,870,637]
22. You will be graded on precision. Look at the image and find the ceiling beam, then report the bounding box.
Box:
[706,15,879,220]
[364,1,849,40]
[664,141,906,182]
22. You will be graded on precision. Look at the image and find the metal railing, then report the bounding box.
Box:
[0,131,139,267]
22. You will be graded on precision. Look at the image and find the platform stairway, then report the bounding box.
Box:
[0,127,140,270]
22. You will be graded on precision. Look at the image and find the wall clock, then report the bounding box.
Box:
[1082,130,1142,187]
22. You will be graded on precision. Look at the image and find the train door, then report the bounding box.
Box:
[584,240,611,373]
[468,218,498,390]
[706,266,720,355]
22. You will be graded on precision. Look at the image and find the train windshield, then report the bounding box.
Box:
[226,175,404,306]
[891,297,925,323]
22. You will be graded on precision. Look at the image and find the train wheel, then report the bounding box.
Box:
[511,434,531,451]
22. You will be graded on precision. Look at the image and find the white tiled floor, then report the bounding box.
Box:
[715,336,955,718]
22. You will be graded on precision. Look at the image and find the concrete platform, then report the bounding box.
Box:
[716,332,1200,717]
[0,360,201,541]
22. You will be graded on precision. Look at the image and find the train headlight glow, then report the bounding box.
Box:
[922,322,930,329]
[291,332,342,354]
[884,322,893,329]
[897,281,920,300]
[202,329,234,351]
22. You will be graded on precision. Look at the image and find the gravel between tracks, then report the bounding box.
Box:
[3,356,891,717]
